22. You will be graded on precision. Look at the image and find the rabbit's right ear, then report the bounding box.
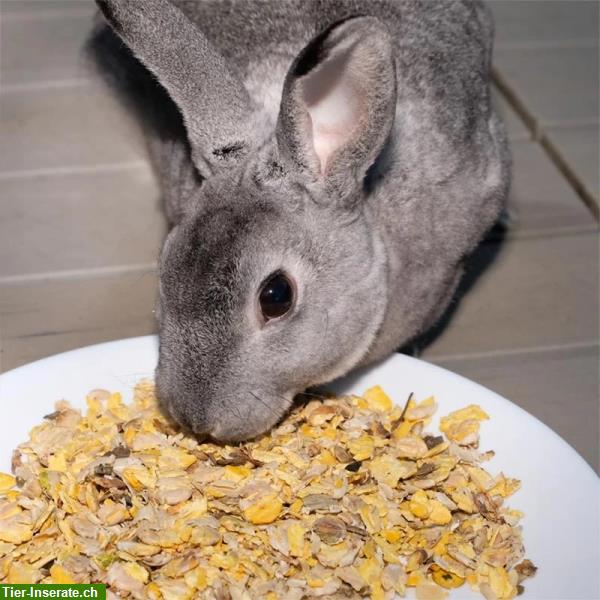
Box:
[96,0,256,177]
[276,17,396,206]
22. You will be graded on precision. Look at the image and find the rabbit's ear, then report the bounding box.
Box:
[96,0,255,176]
[276,17,397,204]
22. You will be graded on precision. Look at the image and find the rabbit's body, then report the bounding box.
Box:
[93,0,509,440]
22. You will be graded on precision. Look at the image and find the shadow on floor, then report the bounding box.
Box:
[399,223,508,357]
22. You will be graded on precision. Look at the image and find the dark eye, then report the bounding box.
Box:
[258,271,294,321]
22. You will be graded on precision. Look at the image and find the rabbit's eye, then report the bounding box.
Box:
[259,271,294,321]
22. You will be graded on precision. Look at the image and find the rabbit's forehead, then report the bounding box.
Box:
[164,198,299,281]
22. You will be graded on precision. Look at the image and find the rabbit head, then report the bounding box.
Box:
[98,0,396,441]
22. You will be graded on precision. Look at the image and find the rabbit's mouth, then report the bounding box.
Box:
[205,389,295,443]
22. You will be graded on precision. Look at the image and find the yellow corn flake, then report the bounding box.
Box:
[306,404,338,426]
[184,566,208,591]
[157,447,197,471]
[347,435,375,460]
[242,493,282,524]
[393,435,429,458]
[0,502,22,520]
[7,562,39,584]
[107,392,130,420]
[382,529,402,543]
[487,566,517,599]
[439,405,489,444]
[357,556,381,585]
[362,386,393,412]
[0,473,16,493]
[0,519,32,544]
[85,393,103,417]
[369,455,417,487]
[155,578,193,600]
[0,381,535,599]
[431,564,465,589]
[429,501,452,525]
[179,497,208,519]
[416,583,448,600]
[405,396,437,421]
[145,582,162,600]
[318,450,337,466]
[488,474,521,498]
[222,465,252,481]
[122,466,156,491]
[441,404,489,425]
[392,420,414,439]
[48,451,67,472]
[97,499,130,526]
[371,579,385,600]
[288,498,303,516]
[209,553,237,570]
[287,522,307,557]
[49,564,76,584]
[407,570,427,587]
[465,466,495,492]
[122,561,149,584]
[448,489,476,513]
[408,490,430,519]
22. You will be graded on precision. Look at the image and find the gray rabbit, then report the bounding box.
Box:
[92,0,510,441]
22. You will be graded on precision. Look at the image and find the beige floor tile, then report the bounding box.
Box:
[0,0,94,16]
[0,323,156,373]
[0,82,146,173]
[546,125,599,201]
[1,9,94,86]
[495,45,599,127]
[0,165,166,277]
[503,141,597,235]
[432,344,599,473]
[0,268,158,371]
[490,0,599,47]
[418,232,599,358]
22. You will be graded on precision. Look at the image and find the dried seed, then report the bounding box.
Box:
[515,559,537,581]
[424,435,444,449]
[345,461,362,473]
[313,517,347,544]
[332,446,353,463]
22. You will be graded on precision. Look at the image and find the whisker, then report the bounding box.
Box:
[295,390,326,400]
[249,390,277,417]
[224,398,244,426]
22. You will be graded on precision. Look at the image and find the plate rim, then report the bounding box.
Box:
[3,334,594,480]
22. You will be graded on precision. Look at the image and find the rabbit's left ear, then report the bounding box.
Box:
[96,0,256,177]
[276,17,396,203]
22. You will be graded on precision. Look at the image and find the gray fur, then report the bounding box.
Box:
[93,0,510,441]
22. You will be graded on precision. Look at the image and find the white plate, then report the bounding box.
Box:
[0,336,598,599]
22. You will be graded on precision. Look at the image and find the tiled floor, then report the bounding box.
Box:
[0,1,598,471]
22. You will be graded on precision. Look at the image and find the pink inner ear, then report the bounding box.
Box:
[302,48,362,174]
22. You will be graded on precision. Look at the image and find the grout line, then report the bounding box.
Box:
[537,119,600,131]
[491,66,540,138]
[496,39,598,51]
[0,78,91,94]
[0,262,157,286]
[426,340,599,363]
[492,66,600,223]
[0,160,150,181]
[538,132,600,220]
